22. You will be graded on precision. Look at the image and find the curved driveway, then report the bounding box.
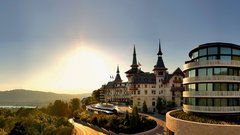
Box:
[69,119,106,135]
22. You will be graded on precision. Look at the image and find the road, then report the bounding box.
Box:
[69,119,106,135]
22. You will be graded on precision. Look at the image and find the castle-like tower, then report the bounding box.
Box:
[183,42,240,114]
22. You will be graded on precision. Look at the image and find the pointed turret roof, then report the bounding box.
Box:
[126,45,143,74]
[131,45,138,68]
[154,40,167,70]
[157,39,163,55]
[114,65,122,82]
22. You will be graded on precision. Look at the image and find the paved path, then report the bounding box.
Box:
[69,119,106,135]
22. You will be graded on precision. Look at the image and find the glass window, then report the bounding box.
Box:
[189,70,196,77]
[198,57,207,61]
[220,47,231,54]
[220,68,228,75]
[208,47,218,55]
[232,56,240,61]
[192,51,198,59]
[197,98,206,106]
[207,99,213,106]
[233,69,239,76]
[198,83,206,91]
[232,49,240,55]
[220,83,227,91]
[199,48,207,56]
[229,68,233,75]
[221,99,227,106]
[229,99,238,106]
[214,83,221,91]
[189,98,195,105]
[221,56,231,60]
[208,56,217,60]
[189,84,196,92]
[207,68,213,76]
[198,68,207,76]
[207,83,213,91]
[214,68,221,75]
[214,99,221,106]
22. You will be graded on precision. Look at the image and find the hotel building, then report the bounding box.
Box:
[183,42,240,114]
[100,41,185,112]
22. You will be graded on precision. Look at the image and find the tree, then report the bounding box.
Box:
[70,98,80,113]
[92,90,100,102]
[142,101,148,113]
[48,100,71,117]
[130,106,140,129]
[124,111,130,126]
[156,97,166,113]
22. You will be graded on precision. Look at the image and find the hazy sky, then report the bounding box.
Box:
[1,0,240,94]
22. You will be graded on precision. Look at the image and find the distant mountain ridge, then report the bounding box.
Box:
[0,89,91,107]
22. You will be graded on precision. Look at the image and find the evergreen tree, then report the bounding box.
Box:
[156,97,166,113]
[70,98,80,113]
[142,101,148,113]
[130,106,140,129]
[124,111,130,126]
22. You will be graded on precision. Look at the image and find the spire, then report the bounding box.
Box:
[131,45,138,68]
[116,65,120,74]
[157,39,163,56]
[114,65,122,82]
[154,40,167,71]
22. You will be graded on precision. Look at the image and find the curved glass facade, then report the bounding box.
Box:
[183,42,240,114]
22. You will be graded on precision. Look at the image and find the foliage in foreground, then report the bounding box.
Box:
[0,98,82,135]
[75,107,157,134]
[170,110,240,125]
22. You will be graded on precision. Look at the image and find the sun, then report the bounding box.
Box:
[50,46,110,92]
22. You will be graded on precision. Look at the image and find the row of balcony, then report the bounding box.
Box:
[183,75,240,84]
[183,104,240,113]
[183,60,240,71]
[183,91,240,97]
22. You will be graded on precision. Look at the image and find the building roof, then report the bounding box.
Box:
[114,65,122,82]
[153,41,167,71]
[131,72,156,84]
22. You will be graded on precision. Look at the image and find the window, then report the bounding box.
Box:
[207,99,213,106]
[198,68,207,76]
[232,56,240,61]
[138,91,140,95]
[145,85,147,88]
[199,48,207,56]
[145,90,147,95]
[198,83,207,91]
[213,83,221,91]
[192,51,198,59]
[152,98,155,100]
[208,56,217,60]
[214,68,221,75]
[198,57,207,61]
[189,69,196,77]
[221,47,231,54]
[137,102,141,106]
[220,56,231,60]
[208,47,218,55]
[207,83,213,91]
[232,49,240,55]
[197,98,206,106]
[158,71,163,75]
[207,68,213,76]
[152,102,155,106]
[220,68,228,75]
[152,90,156,95]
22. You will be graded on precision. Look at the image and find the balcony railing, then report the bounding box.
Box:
[183,104,240,113]
[183,91,240,97]
[183,60,240,71]
[183,75,240,84]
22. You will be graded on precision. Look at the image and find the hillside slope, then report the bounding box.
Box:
[0,89,90,106]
